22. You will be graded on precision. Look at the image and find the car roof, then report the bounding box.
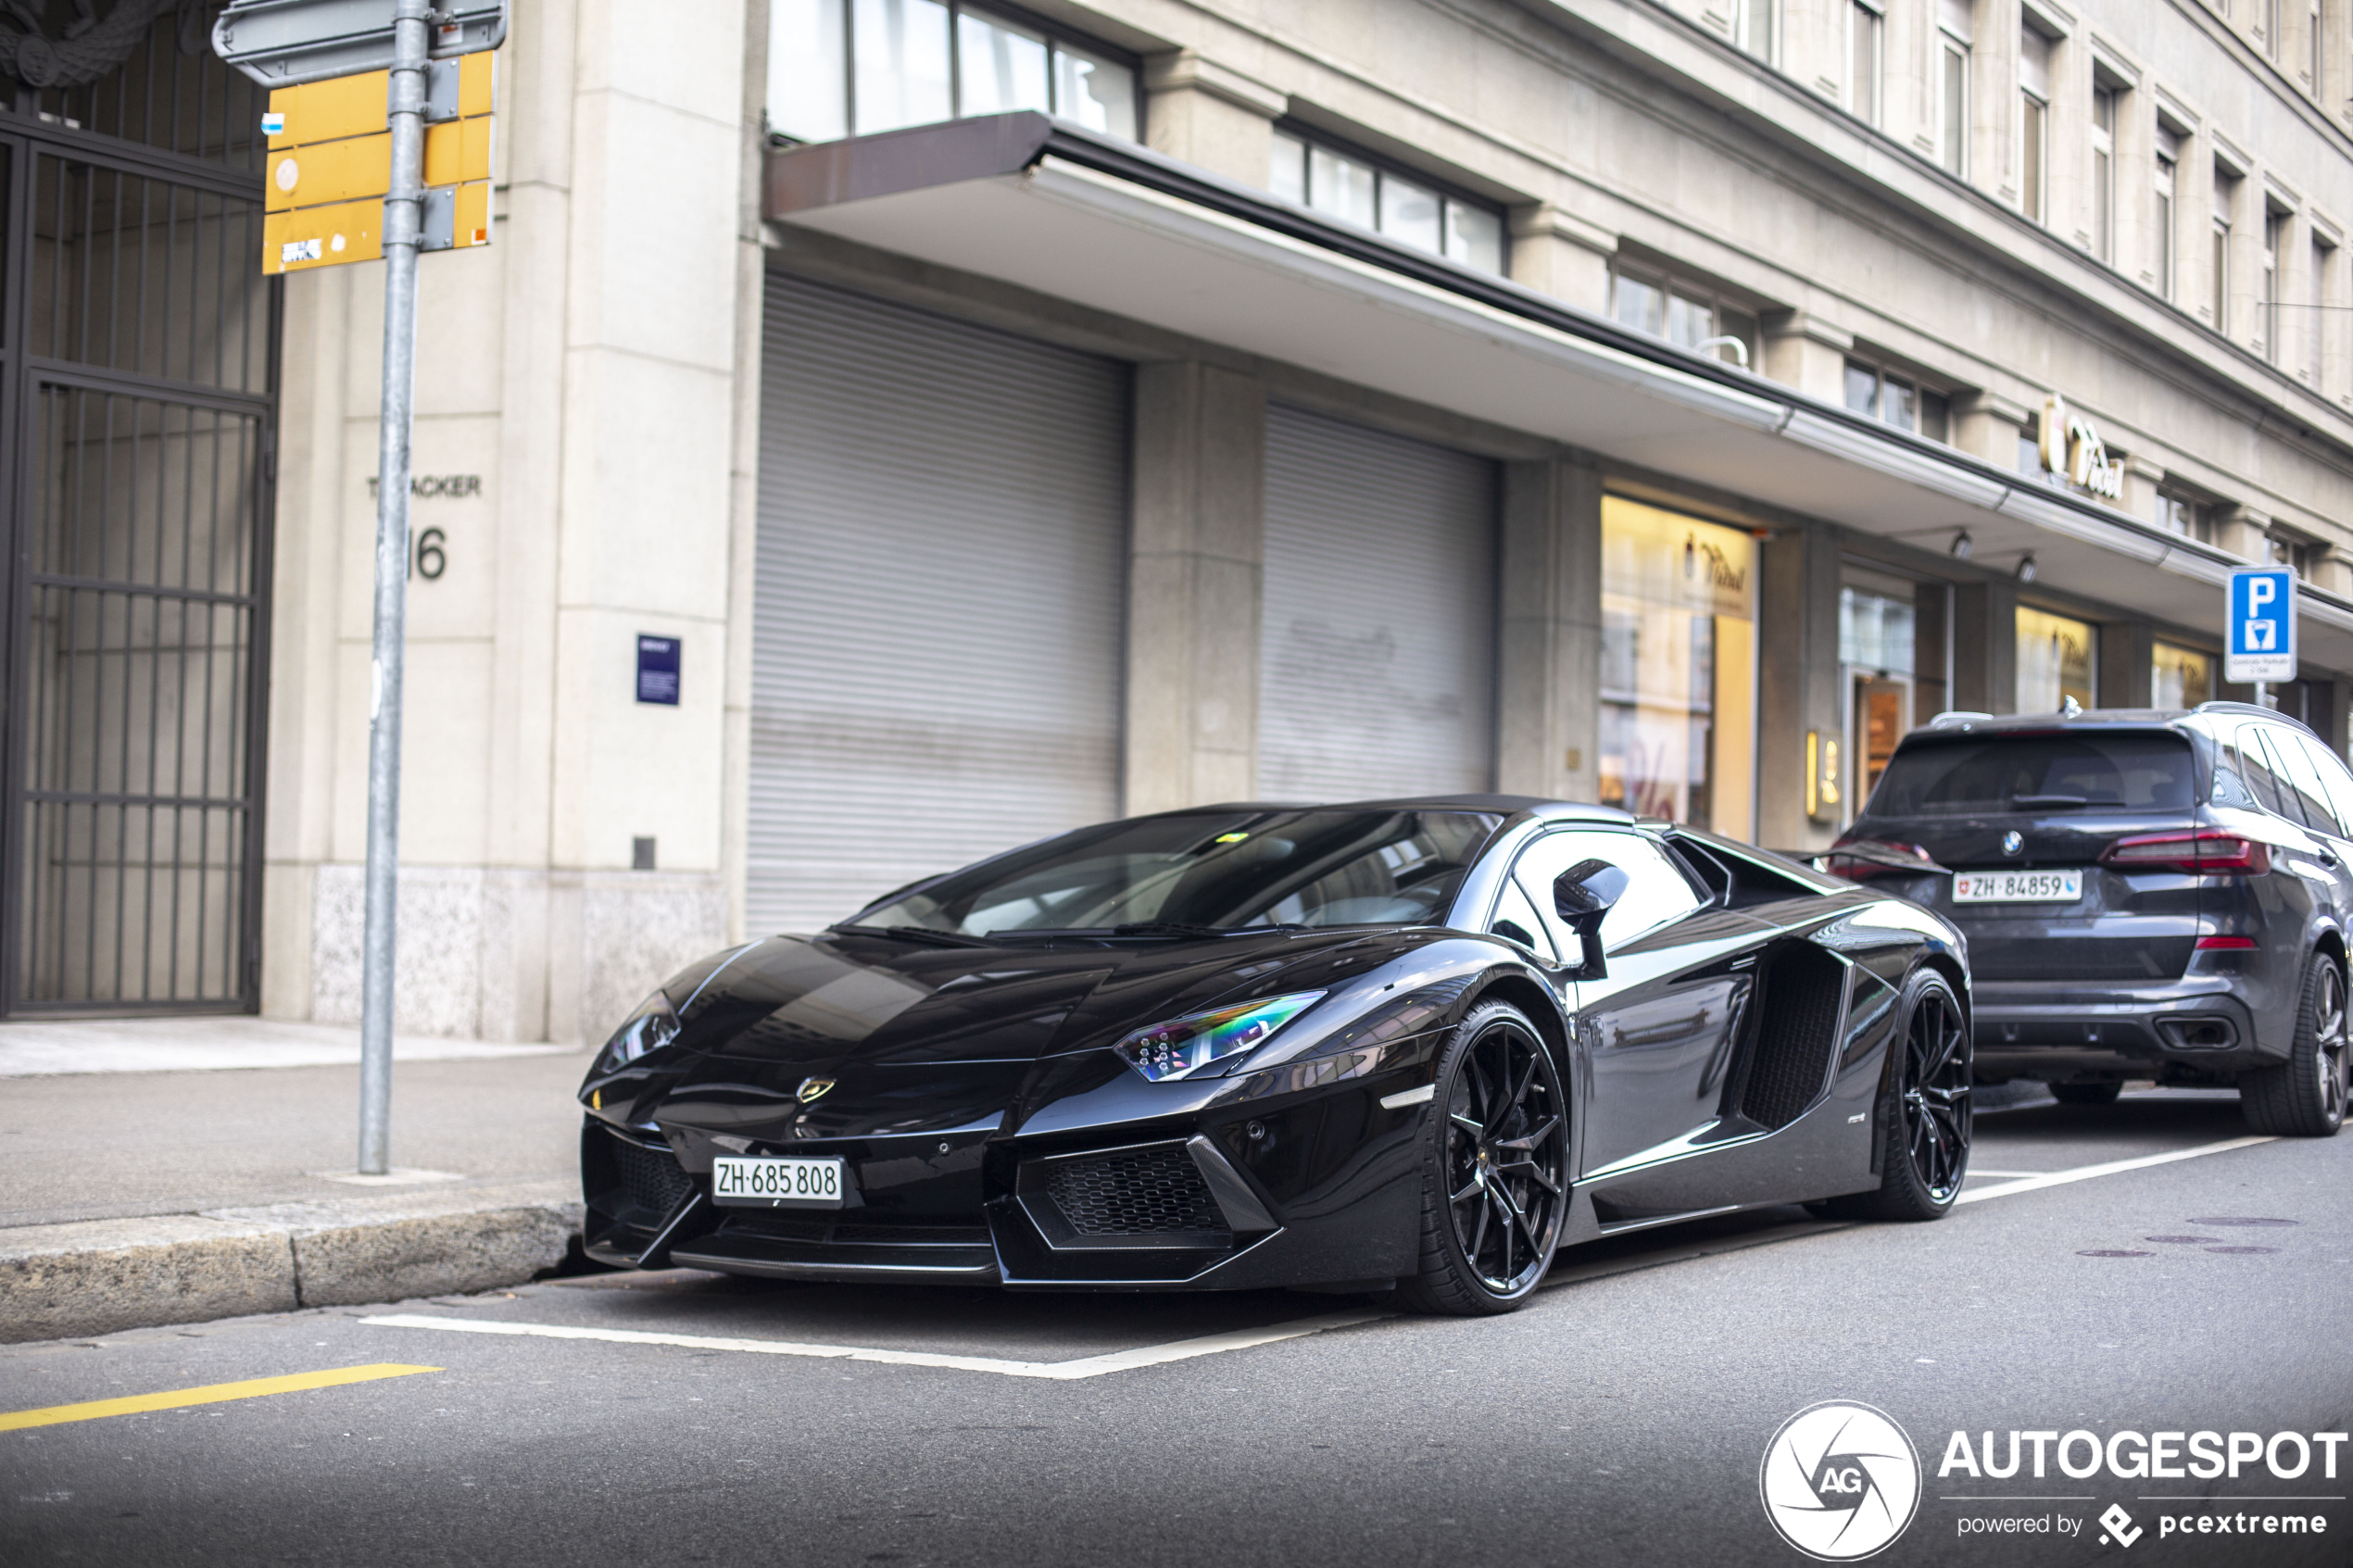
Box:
[1908,705,2324,743]
[1139,795,1636,825]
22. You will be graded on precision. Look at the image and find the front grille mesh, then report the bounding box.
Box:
[615,1135,695,1219]
[1043,1144,1225,1236]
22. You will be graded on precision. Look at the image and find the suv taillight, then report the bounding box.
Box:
[2100,831,2271,876]
[1822,835,1938,882]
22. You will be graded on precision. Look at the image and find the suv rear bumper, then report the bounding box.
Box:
[1970,978,2280,1081]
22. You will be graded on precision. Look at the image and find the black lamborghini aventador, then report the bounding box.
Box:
[579,797,1973,1314]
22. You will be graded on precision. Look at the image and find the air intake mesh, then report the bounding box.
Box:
[1043,1143,1226,1236]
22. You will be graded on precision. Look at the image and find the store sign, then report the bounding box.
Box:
[2038,395,2122,500]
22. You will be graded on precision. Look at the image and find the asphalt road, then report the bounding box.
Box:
[5,1089,2347,1568]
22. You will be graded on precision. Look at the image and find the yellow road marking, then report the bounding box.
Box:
[0,1363,440,1432]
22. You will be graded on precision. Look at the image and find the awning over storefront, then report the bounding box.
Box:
[765,114,2353,675]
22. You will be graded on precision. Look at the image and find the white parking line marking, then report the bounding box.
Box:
[361,1309,1390,1380]
[1962,1169,2048,1178]
[1955,1135,2275,1205]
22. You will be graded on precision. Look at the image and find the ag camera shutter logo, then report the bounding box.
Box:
[1760,1401,1922,1561]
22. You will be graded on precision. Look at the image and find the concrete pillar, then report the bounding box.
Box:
[2214,504,2271,561]
[1495,458,1602,802]
[1125,361,1266,814]
[1756,525,1843,853]
[1507,205,1616,316]
[2120,454,2167,527]
[1759,310,1853,404]
[1952,389,2032,471]
[1143,50,1284,187]
[2099,620,2154,708]
[1951,580,2019,714]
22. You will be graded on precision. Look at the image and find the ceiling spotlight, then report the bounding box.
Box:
[2015,554,2038,583]
[1949,531,1973,559]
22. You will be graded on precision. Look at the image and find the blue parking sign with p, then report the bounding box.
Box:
[2225,566,2296,684]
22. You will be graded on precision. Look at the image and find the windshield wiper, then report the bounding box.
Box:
[836,924,993,948]
[2008,794,2090,809]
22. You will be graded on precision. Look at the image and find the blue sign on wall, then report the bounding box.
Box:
[636,635,681,705]
[2225,568,2296,684]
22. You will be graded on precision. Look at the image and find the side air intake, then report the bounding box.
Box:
[1736,944,1848,1132]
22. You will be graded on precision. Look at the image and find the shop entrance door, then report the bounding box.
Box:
[1850,676,1910,818]
[0,22,277,1016]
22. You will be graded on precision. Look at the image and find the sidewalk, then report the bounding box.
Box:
[0,1017,593,1343]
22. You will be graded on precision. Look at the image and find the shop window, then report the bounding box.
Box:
[1845,358,1949,442]
[769,0,1138,144]
[2153,642,2214,708]
[1599,498,1758,838]
[1269,129,1504,274]
[2017,605,2095,712]
[1612,265,1760,368]
[1840,574,1929,818]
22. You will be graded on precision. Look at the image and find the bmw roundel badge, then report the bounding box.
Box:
[2001,831,2023,856]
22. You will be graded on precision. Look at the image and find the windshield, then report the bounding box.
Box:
[1867,733,2198,817]
[846,809,1505,938]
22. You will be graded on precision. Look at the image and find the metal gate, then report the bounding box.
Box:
[0,7,278,1016]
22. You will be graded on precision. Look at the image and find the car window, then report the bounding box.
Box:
[2297,733,2353,839]
[2234,727,2288,816]
[1869,733,2196,814]
[1510,830,1702,956]
[2259,728,2334,834]
[2208,737,2261,809]
[1487,880,1556,962]
[2285,731,2353,838]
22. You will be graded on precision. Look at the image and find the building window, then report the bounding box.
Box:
[2263,209,2285,363]
[1735,0,1775,62]
[2153,124,2181,301]
[2018,423,2065,487]
[1844,358,1950,442]
[2153,642,2214,708]
[2267,533,2315,579]
[1600,497,1758,838]
[2017,605,2096,712]
[768,0,1139,144]
[1268,129,1504,273]
[2213,169,2235,332]
[2309,0,2322,92]
[2090,85,2116,262]
[2019,24,2051,223]
[1938,0,1972,178]
[2158,490,2213,543]
[1848,1,1881,123]
[2265,0,2281,58]
[2311,237,2331,383]
[1610,264,1761,367]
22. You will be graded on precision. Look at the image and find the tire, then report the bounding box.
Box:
[2239,952,2348,1137]
[2051,1081,2124,1106]
[1397,1000,1570,1316]
[1816,972,1971,1222]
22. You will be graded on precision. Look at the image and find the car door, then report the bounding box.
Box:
[2280,727,2353,926]
[1512,829,1771,1179]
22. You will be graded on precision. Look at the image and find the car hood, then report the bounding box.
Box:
[658,926,1404,1073]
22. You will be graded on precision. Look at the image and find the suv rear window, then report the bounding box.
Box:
[1867,733,2198,816]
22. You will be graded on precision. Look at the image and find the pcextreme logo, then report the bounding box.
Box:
[1760,1401,1923,1561]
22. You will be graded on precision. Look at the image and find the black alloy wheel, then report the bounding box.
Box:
[2241,953,2348,1138]
[1818,972,1971,1222]
[1399,1000,1570,1315]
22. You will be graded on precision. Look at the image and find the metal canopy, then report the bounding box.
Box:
[765,115,2353,677]
[212,0,505,87]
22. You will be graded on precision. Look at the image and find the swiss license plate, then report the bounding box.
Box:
[711,1155,848,1208]
[1953,869,2084,904]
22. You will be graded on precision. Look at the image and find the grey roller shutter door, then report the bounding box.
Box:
[750,274,1127,935]
[1258,405,1498,799]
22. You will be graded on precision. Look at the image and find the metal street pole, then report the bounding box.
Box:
[359,0,432,1175]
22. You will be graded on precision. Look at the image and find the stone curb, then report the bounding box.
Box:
[0,1180,582,1343]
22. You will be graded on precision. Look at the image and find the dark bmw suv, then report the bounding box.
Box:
[1829,703,2348,1136]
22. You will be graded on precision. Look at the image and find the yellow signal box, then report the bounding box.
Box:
[261,53,494,275]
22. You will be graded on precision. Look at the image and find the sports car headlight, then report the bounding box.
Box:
[1114,991,1326,1083]
[594,990,680,1075]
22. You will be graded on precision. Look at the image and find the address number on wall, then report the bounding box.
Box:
[409,527,447,581]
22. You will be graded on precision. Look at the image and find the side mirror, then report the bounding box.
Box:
[1554,859,1629,981]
